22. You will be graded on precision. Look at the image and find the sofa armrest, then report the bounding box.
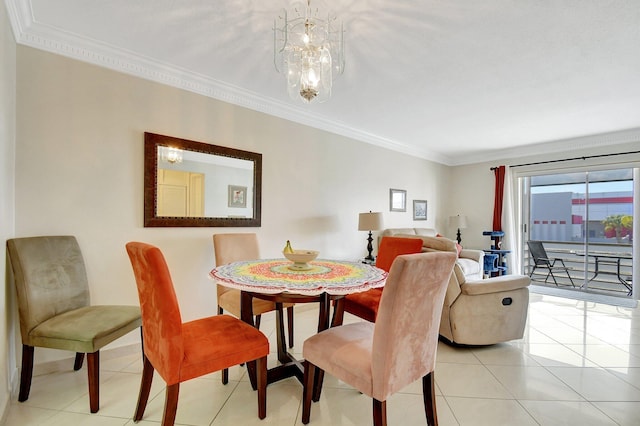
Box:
[461,274,530,296]
[459,248,484,263]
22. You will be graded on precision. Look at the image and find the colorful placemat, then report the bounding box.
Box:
[210,259,387,295]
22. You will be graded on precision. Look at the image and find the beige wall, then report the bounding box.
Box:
[1,0,16,417]
[14,46,451,363]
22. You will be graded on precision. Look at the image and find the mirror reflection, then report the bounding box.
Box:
[144,132,262,227]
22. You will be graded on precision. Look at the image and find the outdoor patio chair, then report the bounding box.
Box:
[527,241,575,287]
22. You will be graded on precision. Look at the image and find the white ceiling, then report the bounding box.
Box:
[6,0,640,165]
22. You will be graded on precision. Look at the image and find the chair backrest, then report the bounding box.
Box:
[126,242,184,384]
[372,251,456,401]
[7,236,90,343]
[527,241,548,263]
[375,236,424,272]
[213,233,260,266]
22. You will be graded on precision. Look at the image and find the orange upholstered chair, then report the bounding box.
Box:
[302,252,456,426]
[126,242,269,425]
[339,236,423,323]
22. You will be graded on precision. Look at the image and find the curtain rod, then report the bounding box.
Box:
[490,150,640,170]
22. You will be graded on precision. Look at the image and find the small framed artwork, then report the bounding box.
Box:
[228,185,247,208]
[413,200,427,220]
[389,188,407,212]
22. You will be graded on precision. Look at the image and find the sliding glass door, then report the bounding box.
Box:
[524,168,634,297]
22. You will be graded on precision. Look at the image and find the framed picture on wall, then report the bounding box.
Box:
[413,200,427,220]
[389,189,407,212]
[228,185,247,208]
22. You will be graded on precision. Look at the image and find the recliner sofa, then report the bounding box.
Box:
[380,228,530,345]
[440,262,530,345]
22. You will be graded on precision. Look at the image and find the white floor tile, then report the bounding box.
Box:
[519,400,618,425]
[5,294,640,426]
[445,397,538,426]
[486,365,584,401]
[591,401,640,426]
[546,366,640,401]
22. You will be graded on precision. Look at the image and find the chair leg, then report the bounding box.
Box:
[216,307,231,385]
[373,399,387,426]
[302,361,316,424]
[256,356,267,419]
[18,344,34,402]
[134,355,155,422]
[255,314,262,330]
[287,306,294,348]
[422,371,438,426]
[74,353,85,370]
[139,327,145,363]
[559,260,575,286]
[162,383,180,426]
[87,351,100,413]
[566,270,575,287]
[312,368,325,402]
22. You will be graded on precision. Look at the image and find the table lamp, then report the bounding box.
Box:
[449,214,468,244]
[358,211,383,262]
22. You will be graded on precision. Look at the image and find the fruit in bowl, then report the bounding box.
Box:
[283,249,319,270]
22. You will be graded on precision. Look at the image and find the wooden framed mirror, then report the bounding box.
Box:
[144,132,262,227]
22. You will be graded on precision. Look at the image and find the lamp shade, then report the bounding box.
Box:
[358,212,383,231]
[449,214,468,229]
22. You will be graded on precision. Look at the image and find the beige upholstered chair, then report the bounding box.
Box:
[440,262,530,345]
[6,236,142,413]
[213,233,294,383]
[302,252,457,426]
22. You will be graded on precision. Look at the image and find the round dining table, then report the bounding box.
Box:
[210,258,387,388]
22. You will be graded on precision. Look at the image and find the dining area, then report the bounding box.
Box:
[9,232,640,426]
[6,231,640,425]
[124,233,457,426]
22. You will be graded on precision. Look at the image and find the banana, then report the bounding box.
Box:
[283,240,294,254]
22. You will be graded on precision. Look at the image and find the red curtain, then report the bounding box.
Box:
[493,166,506,231]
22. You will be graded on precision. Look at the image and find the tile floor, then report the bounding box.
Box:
[4,293,640,425]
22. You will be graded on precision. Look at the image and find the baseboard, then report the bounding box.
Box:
[0,393,8,426]
[31,343,142,377]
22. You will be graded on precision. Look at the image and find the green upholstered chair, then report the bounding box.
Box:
[6,236,142,413]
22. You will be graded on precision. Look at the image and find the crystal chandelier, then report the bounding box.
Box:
[274,0,345,103]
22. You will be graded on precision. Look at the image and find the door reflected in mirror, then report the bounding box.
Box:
[144,133,261,227]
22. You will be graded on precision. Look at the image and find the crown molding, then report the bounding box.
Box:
[452,127,640,166]
[8,1,451,165]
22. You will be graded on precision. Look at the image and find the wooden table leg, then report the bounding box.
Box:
[240,291,258,391]
[275,302,288,363]
[331,297,345,327]
[312,293,330,401]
